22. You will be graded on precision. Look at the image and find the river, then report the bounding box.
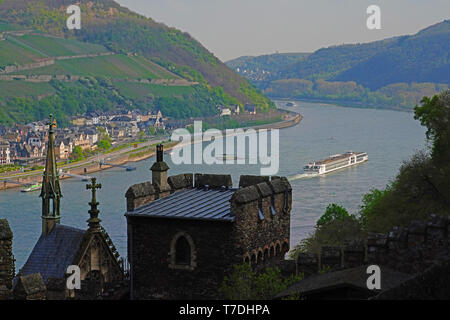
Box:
[0,101,427,271]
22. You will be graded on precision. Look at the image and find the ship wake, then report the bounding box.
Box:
[288,172,319,181]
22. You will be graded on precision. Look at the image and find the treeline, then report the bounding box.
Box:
[264,79,449,110]
[0,77,245,126]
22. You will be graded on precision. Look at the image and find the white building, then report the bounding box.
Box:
[0,140,11,164]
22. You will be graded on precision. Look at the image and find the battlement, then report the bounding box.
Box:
[293,214,449,275]
[125,173,291,212]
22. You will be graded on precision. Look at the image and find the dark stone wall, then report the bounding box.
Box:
[127,216,235,299]
[230,181,291,267]
[294,214,449,277]
[0,219,14,299]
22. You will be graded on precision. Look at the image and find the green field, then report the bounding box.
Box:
[0,38,45,67]
[115,82,196,100]
[0,80,55,98]
[128,55,178,79]
[12,54,176,79]
[11,34,109,57]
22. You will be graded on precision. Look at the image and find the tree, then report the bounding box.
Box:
[147,126,156,136]
[316,203,351,227]
[97,139,111,151]
[70,146,84,161]
[291,203,364,269]
[220,264,303,300]
[137,130,146,141]
[414,90,450,164]
[358,90,450,233]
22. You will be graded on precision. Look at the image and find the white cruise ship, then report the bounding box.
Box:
[303,152,368,175]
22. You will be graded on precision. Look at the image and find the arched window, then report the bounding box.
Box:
[257,250,263,263]
[169,232,197,270]
[175,236,191,265]
[275,243,281,256]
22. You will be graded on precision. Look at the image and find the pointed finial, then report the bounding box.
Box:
[48,114,56,133]
[86,177,102,231]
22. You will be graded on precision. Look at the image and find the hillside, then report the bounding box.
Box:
[0,27,215,125]
[227,20,450,110]
[0,0,273,127]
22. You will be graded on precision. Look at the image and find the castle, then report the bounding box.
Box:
[125,145,292,299]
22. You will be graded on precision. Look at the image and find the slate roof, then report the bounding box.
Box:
[126,187,237,222]
[19,224,86,283]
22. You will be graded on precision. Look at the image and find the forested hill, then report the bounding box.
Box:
[333,20,450,89]
[0,0,273,126]
[226,20,449,110]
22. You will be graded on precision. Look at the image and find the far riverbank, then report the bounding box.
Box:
[0,111,302,192]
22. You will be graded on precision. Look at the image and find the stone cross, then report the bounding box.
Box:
[86,177,102,204]
[86,177,102,231]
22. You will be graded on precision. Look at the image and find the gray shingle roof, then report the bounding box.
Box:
[19,224,86,283]
[126,187,237,222]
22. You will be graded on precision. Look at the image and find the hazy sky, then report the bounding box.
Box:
[115,0,450,62]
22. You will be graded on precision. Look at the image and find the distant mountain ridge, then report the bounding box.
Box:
[226,20,450,110]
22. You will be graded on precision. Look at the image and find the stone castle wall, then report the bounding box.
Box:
[293,214,449,276]
[0,219,15,299]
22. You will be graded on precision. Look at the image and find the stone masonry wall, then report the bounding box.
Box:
[0,219,15,299]
[127,217,235,299]
[231,177,292,269]
[294,214,449,275]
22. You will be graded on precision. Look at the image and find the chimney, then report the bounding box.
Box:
[151,144,170,193]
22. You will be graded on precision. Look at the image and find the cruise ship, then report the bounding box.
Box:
[303,152,368,175]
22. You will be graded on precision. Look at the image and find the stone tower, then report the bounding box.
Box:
[40,115,62,236]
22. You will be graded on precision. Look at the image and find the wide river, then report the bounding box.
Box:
[0,101,427,271]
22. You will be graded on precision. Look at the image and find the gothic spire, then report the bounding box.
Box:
[40,115,62,235]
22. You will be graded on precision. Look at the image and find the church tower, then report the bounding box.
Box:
[40,115,62,235]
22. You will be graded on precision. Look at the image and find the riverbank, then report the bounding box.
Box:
[0,111,302,191]
[273,97,413,112]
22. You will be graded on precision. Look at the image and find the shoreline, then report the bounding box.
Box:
[273,97,413,113]
[0,111,302,192]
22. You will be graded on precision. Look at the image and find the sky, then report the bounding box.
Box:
[115,0,450,62]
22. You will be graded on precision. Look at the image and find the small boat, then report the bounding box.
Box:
[215,154,238,161]
[285,101,297,107]
[21,182,42,193]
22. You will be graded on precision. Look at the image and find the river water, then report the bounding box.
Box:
[0,101,427,271]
